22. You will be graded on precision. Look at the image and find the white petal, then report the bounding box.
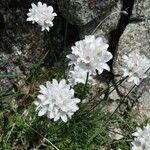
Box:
[38,107,47,116]
[52,13,57,17]
[59,79,66,88]
[61,114,68,122]
[39,85,47,94]
[34,101,39,106]
[43,3,47,7]
[41,27,45,31]
[72,98,80,103]
[52,79,58,85]
[46,81,51,88]
[68,112,74,118]
[54,114,60,121]
[101,63,110,71]
[100,52,112,63]
[43,100,50,105]
[71,105,79,112]
[38,2,42,7]
[37,94,45,101]
[96,68,103,74]
[48,6,54,13]
[46,27,50,31]
[47,112,55,119]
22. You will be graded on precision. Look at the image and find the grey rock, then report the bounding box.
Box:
[57,0,119,26]
[4,0,57,9]
[0,9,46,92]
[78,0,122,40]
[131,0,150,39]
[113,22,150,96]
[109,83,120,101]
[112,0,150,121]
[131,0,150,22]
[133,80,150,124]
[0,6,66,94]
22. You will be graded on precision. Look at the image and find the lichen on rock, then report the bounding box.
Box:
[57,0,119,26]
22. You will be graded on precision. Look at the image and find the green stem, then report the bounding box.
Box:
[83,72,89,95]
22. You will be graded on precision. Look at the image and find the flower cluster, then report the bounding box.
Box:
[27,2,57,31]
[34,79,80,122]
[67,35,113,85]
[131,124,150,150]
[26,2,150,124]
[121,51,150,85]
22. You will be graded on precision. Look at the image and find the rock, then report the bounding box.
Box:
[57,0,119,26]
[3,0,57,10]
[113,22,150,89]
[131,0,150,23]
[132,78,150,123]
[81,77,109,104]
[107,100,119,113]
[113,22,150,97]
[112,0,150,121]
[0,5,71,94]
[0,8,46,93]
[109,83,120,101]
[78,0,122,40]
[113,0,150,91]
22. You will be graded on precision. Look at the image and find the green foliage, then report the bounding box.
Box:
[0,16,148,150]
[0,50,145,149]
[0,94,143,150]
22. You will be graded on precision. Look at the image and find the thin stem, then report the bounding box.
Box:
[66,65,73,81]
[87,77,127,111]
[87,84,136,145]
[83,72,89,94]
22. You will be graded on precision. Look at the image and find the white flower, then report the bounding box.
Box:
[121,51,150,85]
[34,79,80,122]
[131,124,150,150]
[27,2,57,31]
[68,66,93,86]
[67,35,113,76]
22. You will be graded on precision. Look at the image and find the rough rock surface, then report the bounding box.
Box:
[113,22,150,83]
[112,0,150,122]
[4,0,57,8]
[132,0,150,23]
[132,78,150,124]
[113,5,150,95]
[0,9,46,92]
[57,0,119,26]
[0,2,75,94]
[78,1,122,40]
